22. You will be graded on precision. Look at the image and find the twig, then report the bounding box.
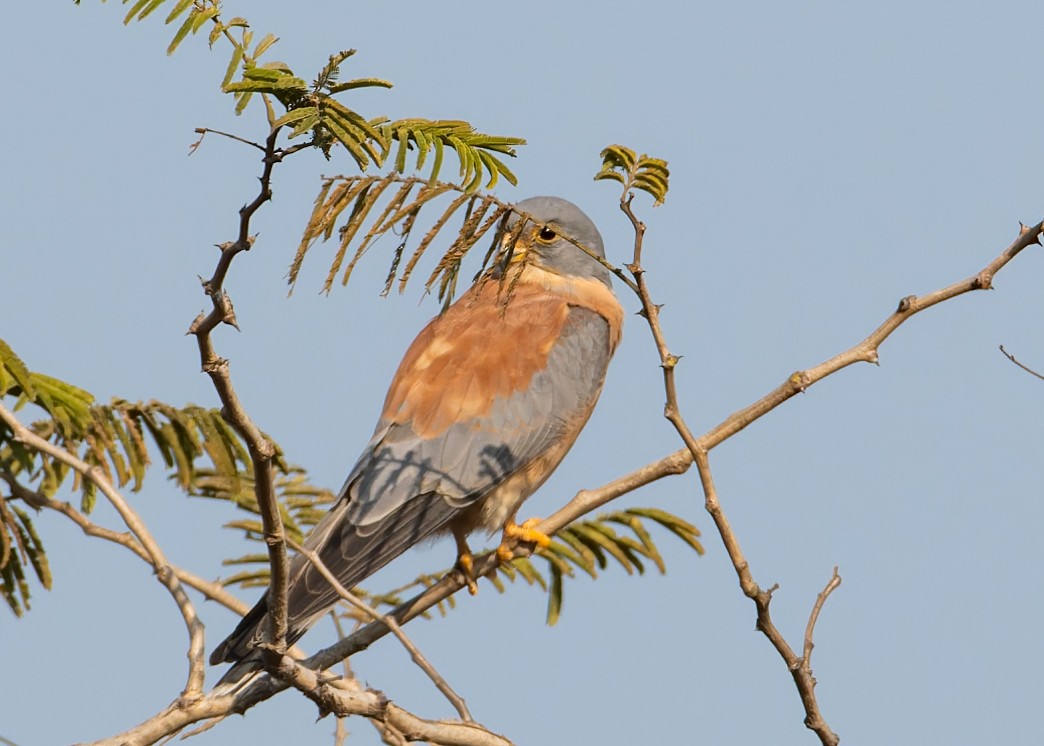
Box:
[0,402,207,698]
[189,127,266,155]
[803,568,842,666]
[999,344,1044,381]
[288,538,473,722]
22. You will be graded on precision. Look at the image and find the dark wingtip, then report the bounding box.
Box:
[210,593,269,666]
[209,640,231,667]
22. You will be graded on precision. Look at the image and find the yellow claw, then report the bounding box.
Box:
[455,537,479,595]
[497,517,552,561]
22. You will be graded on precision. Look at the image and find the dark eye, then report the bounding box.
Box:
[538,226,557,241]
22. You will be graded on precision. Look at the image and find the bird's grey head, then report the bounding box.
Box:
[503,196,612,287]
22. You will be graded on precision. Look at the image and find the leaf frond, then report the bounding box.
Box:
[595,143,671,205]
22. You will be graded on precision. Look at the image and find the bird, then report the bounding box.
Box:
[210,196,624,678]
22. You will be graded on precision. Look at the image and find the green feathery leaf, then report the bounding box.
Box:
[596,144,671,205]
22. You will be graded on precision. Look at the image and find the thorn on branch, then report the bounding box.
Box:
[187,311,207,335]
[972,270,993,290]
[789,371,811,392]
[216,292,241,330]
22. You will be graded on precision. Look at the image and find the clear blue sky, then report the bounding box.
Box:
[3,2,1043,744]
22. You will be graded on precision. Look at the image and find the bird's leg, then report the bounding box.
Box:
[454,530,479,596]
[496,517,552,562]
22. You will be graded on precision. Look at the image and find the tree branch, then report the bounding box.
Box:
[288,538,473,722]
[615,199,1041,743]
[3,473,250,618]
[270,655,512,746]
[88,655,510,746]
[614,184,838,742]
[692,220,1043,452]
[695,448,839,744]
[187,128,290,664]
[0,402,208,698]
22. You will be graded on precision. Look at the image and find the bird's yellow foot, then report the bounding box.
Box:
[496,517,552,561]
[456,550,479,595]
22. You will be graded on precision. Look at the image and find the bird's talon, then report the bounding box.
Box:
[456,551,479,595]
[498,517,552,560]
[509,517,552,547]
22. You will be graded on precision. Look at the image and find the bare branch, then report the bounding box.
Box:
[3,473,250,617]
[613,185,841,742]
[693,220,1043,452]
[288,538,473,722]
[188,129,291,663]
[270,655,511,746]
[0,402,207,698]
[697,449,839,745]
[803,567,842,666]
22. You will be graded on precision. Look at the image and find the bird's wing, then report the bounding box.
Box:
[280,278,621,638]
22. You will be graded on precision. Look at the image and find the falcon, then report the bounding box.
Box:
[211,196,623,672]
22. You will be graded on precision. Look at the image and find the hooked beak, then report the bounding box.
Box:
[499,232,531,270]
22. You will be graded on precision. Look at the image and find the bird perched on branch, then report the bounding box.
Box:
[210,196,623,678]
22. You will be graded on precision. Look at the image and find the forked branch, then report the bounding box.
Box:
[615,193,1041,744]
[0,402,208,698]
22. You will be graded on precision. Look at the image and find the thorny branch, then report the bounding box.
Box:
[616,189,844,742]
[0,401,208,699]
[187,127,292,668]
[612,201,1041,743]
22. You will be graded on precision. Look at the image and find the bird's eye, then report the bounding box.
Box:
[538,226,557,241]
